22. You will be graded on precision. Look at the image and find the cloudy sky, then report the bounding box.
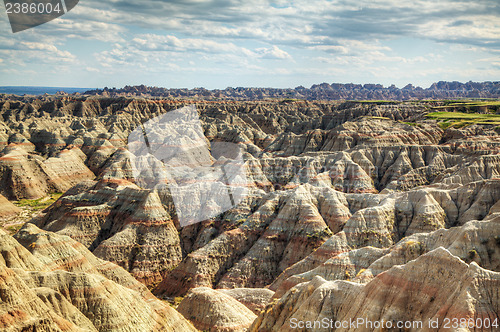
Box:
[0,0,499,89]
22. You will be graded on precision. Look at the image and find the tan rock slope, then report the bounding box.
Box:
[269,179,500,294]
[218,288,275,314]
[251,247,500,332]
[177,287,257,331]
[34,180,183,287]
[0,194,20,218]
[0,224,197,331]
[272,212,500,298]
[0,145,94,200]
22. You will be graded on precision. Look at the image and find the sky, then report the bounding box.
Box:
[0,0,499,89]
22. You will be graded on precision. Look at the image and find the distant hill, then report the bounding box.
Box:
[83,81,500,100]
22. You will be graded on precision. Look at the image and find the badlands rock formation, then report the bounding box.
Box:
[251,247,500,332]
[35,179,183,286]
[177,287,257,331]
[0,224,196,331]
[218,288,275,314]
[0,194,19,218]
[83,81,500,100]
[0,94,499,331]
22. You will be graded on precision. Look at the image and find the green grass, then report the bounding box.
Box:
[279,98,303,103]
[446,101,500,107]
[15,193,63,210]
[399,121,420,127]
[431,100,500,111]
[427,111,500,129]
[306,228,334,239]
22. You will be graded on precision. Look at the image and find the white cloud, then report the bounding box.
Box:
[95,34,293,72]
[130,34,254,56]
[42,16,126,43]
[86,67,100,72]
[20,42,75,59]
[418,14,500,45]
[0,37,77,68]
[256,46,292,59]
